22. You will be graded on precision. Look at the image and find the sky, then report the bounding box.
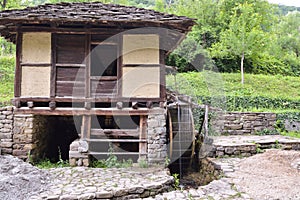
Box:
[267,0,300,7]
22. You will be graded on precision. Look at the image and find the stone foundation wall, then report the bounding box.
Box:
[211,112,276,135]
[0,107,14,154]
[147,109,167,165]
[13,114,49,161]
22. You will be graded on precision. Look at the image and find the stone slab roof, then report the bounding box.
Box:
[0,2,195,31]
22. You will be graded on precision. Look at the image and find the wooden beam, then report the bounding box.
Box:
[14,29,22,98]
[13,96,165,103]
[21,63,51,67]
[117,34,122,98]
[85,34,91,99]
[87,139,146,143]
[159,49,166,101]
[89,152,145,156]
[81,115,91,140]
[56,63,86,68]
[139,115,147,160]
[14,107,164,116]
[50,33,57,98]
[91,129,139,137]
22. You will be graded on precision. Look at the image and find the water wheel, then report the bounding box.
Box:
[167,103,196,174]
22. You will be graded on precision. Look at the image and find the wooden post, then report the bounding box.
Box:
[81,115,91,140]
[15,28,22,98]
[139,115,147,161]
[50,33,57,98]
[85,34,91,99]
[204,105,209,136]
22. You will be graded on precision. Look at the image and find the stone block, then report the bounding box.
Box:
[24,128,33,134]
[69,158,76,166]
[83,158,90,167]
[78,140,88,153]
[1,148,12,154]
[13,149,28,156]
[224,147,234,154]
[6,115,13,120]
[70,140,79,151]
[224,124,242,130]
[0,142,13,148]
[3,124,12,129]
[0,128,11,133]
[95,191,113,199]
[0,133,12,139]
[24,143,36,150]
[2,111,12,115]
[148,119,159,128]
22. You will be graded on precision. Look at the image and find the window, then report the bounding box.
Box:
[90,44,118,77]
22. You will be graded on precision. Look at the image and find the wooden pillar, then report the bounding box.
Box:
[15,28,22,98]
[139,115,147,161]
[81,115,91,140]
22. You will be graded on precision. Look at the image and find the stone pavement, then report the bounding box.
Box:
[26,135,300,200]
[29,158,249,200]
[209,135,300,157]
[30,167,174,200]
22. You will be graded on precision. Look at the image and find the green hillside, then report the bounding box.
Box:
[167,72,300,112]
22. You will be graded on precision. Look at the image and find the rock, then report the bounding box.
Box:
[78,141,88,153]
[95,191,113,199]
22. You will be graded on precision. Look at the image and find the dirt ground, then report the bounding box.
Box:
[231,149,300,200]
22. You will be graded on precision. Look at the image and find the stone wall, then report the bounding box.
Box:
[211,112,276,135]
[13,114,50,161]
[0,107,14,154]
[147,109,167,165]
[284,120,300,132]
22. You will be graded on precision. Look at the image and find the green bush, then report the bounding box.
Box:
[197,96,300,111]
[0,56,15,105]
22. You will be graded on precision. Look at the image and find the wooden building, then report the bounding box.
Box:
[0,2,195,165]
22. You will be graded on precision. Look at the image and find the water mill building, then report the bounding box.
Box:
[0,2,196,167]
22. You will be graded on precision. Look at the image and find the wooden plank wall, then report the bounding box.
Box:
[55,34,86,97]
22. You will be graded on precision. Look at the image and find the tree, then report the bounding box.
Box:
[210,2,274,84]
[275,11,300,75]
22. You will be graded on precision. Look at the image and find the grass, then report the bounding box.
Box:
[167,71,300,101]
[281,131,300,139]
[167,71,300,112]
[35,159,70,169]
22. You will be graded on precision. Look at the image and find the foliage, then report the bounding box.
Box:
[281,131,300,139]
[210,1,277,83]
[91,156,133,168]
[166,37,207,72]
[255,128,279,136]
[36,159,70,169]
[138,158,148,168]
[0,56,14,105]
[91,144,133,168]
[172,173,180,190]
